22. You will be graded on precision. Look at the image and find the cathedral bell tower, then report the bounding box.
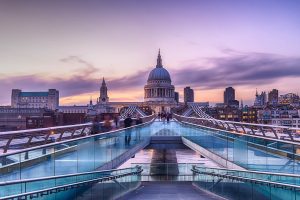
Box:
[99,77,109,103]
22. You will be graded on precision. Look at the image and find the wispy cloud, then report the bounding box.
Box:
[172,50,300,89]
[60,55,99,77]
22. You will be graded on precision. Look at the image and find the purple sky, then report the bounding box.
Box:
[0,0,300,106]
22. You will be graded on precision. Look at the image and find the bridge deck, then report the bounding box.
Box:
[117,182,224,200]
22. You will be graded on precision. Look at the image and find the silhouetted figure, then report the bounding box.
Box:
[161,112,166,123]
[91,116,100,135]
[166,113,170,123]
[124,115,133,128]
[158,112,161,121]
[124,115,133,145]
[114,115,119,128]
[136,116,143,141]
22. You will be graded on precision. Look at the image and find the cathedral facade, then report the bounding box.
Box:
[144,50,177,113]
[144,50,175,103]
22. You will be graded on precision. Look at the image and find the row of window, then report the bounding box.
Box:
[0,109,42,113]
[272,120,300,123]
[61,110,87,113]
[21,97,48,100]
[220,115,239,118]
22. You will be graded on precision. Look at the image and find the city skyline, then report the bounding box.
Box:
[1,0,300,106]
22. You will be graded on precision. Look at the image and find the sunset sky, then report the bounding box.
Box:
[0,0,300,106]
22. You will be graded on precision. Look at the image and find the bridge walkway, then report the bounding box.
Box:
[117,182,224,200]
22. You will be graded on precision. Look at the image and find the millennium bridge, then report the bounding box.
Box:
[1,114,300,200]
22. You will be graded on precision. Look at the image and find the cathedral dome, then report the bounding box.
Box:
[144,49,175,105]
[147,67,171,82]
[147,49,171,82]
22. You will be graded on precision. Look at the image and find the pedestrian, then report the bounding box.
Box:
[124,114,133,128]
[161,112,166,123]
[135,116,143,141]
[114,115,119,128]
[166,113,170,123]
[91,116,100,135]
[124,114,133,145]
[158,112,161,121]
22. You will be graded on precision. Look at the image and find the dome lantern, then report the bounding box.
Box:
[147,49,171,83]
[156,49,163,68]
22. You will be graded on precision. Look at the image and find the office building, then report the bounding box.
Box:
[224,87,235,105]
[11,89,59,110]
[184,87,194,103]
[268,89,279,105]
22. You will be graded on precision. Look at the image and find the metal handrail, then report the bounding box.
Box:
[0,115,155,157]
[0,166,138,186]
[192,168,300,190]
[193,166,300,178]
[0,123,91,135]
[174,113,300,131]
[176,118,300,146]
[174,113,300,142]
[0,166,143,200]
[0,114,154,136]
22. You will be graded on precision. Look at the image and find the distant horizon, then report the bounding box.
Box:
[2,84,297,108]
[1,0,300,106]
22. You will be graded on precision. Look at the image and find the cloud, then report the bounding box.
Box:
[60,56,93,67]
[60,55,99,76]
[109,69,149,90]
[172,50,300,89]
